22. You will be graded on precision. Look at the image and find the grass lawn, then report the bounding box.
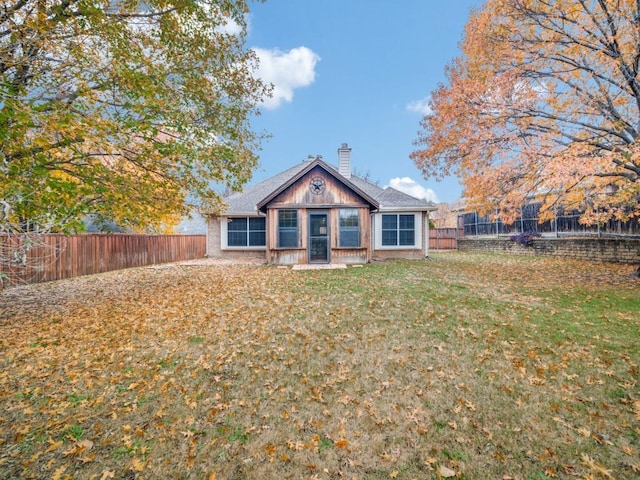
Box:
[0,252,638,480]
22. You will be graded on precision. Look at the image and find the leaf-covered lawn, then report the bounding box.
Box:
[0,253,638,480]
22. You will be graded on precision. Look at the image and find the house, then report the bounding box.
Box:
[205,144,437,265]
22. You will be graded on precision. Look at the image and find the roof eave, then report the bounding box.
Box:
[256,159,380,212]
[207,209,265,217]
[378,205,438,212]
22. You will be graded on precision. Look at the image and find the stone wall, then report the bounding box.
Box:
[458,237,640,264]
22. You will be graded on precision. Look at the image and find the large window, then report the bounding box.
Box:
[381,214,415,246]
[339,209,360,247]
[227,217,266,247]
[278,209,298,248]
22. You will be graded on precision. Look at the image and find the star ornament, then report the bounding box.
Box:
[309,177,326,195]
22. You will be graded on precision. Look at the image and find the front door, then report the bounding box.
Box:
[309,212,329,263]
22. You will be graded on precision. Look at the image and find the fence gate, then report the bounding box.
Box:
[429,228,460,250]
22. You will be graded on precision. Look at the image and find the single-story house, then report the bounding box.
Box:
[205,144,437,265]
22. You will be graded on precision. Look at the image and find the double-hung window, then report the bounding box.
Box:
[339,209,360,247]
[278,209,298,247]
[381,214,415,246]
[227,217,266,247]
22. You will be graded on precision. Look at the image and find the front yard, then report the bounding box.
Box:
[0,253,638,479]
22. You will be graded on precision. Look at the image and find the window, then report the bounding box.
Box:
[381,214,415,246]
[339,209,360,247]
[278,209,298,247]
[227,217,265,247]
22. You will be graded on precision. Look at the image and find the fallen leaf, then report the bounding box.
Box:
[622,445,635,455]
[46,440,64,453]
[581,454,614,479]
[131,457,146,472]
[99,470,115,480]
[438,465,456,478]
[578,427,591,437]
[52,466,67,480]
[335,439,349,449]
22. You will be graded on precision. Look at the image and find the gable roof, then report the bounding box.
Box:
[216,158,436,216]
[256,158,379,212]
[219,162,311,215]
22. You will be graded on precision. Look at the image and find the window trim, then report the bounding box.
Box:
[339,208,361,248]
[221,216,266,250]
[277,209,299,248]
[375,212,421,250]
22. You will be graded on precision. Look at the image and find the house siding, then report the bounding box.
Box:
[268,167,371,208]
[206,216,221,258]
[371,211,429,260]
[206,158,436,265]
[372,248,425,261]
[266,206,371,265]
[263,167,373,265]
[207,215,267,260]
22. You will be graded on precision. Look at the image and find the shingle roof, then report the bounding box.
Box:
[219,159,436,215]
[222,162,311,215]
[376,187,433,209]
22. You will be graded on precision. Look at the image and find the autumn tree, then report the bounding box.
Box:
[1,0,269,236]
[412,0,640,225]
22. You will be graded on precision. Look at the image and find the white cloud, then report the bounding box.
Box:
[406,97,433,116]
[215,17,243,36]
[387,177,439,203]
[253,46,320,109]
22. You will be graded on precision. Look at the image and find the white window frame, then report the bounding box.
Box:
[374,212,422,250]
[221,216,267,250]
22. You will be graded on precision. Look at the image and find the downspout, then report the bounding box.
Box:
[425,211,430,259]
[369,212,375,263]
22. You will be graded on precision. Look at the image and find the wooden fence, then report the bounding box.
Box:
[429,228,461,250]
[0,234,206,287]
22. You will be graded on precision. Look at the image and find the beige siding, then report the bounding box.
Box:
[372,249,425,261]
[371,211,429,261]
[208,215,266,260]
[206,216,221,257]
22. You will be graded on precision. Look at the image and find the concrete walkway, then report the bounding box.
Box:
[292,263,347,270]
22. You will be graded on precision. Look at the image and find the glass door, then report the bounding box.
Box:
[308,212,329,263]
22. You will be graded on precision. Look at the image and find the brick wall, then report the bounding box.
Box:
[372,249,426,261]
[206,216,267,260]
[458,237,640,264]
[206,216,222,257]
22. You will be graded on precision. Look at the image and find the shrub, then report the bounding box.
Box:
[510,231,541,247]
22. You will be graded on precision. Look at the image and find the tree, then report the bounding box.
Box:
[1,0,269,235]
[412,0,640,225]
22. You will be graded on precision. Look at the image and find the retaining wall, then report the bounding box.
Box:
[457,237,640,264]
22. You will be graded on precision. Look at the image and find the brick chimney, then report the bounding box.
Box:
[338,143,351,178]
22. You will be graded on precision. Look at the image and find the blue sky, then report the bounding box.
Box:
[245,0,482,204]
